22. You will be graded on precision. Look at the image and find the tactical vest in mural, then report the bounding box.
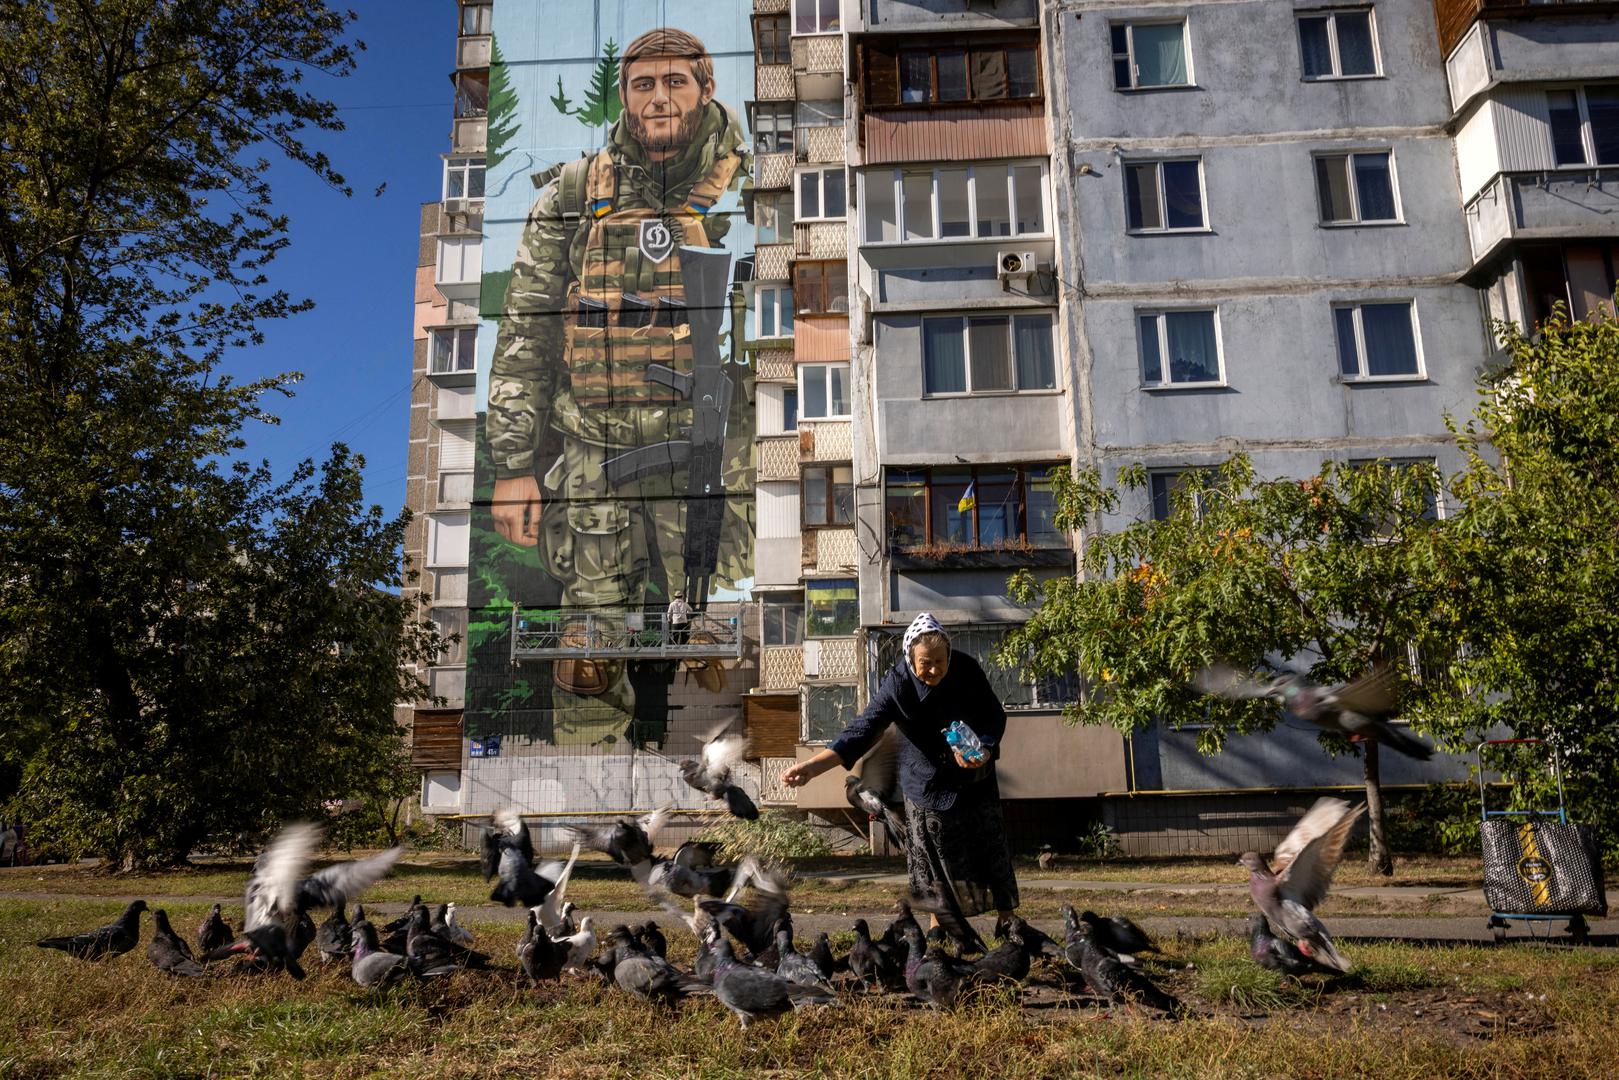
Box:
[558,148,741,410]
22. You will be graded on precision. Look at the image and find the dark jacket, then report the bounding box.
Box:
[830,652,1008,811]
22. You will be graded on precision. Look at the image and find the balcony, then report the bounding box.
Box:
[757,434,800,481]
[1433,0,1619,59]
[756,64,793,101]
[799,418,853,462]
[755,151,793,190]
[794,220,847,260]
[862,101,1046,166]
[756,347,795,382]
[799,125,845,165]
[411,709,463,769]
[790,34,843,99]
[510,610,744,660]
[753,0,788,13]
[814,528,858,573]
[759,646,804,692]
[456,34,491,69]
[452,116,486,154]
[428,666,466,706]
[435,236,483,301]
[755,242,792,281]
[1464,168,1619,268]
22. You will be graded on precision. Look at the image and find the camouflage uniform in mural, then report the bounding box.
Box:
[487,95,754,745]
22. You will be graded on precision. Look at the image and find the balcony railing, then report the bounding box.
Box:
[510,610,744,660]
[1464,167,1619,266]
[1433,0,1619,57]
[758,756,800,805]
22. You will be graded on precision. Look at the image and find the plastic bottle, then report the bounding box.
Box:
[943,721,988,766]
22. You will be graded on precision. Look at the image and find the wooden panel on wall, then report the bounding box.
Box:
[745,693,802,758]
[411,709,463,769]
[862,104,1047,165]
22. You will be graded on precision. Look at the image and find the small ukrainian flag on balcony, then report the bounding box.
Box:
[957,481,977,514]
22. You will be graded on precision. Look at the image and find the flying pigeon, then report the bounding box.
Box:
[196,904,232,955]
[316,905,354,963]
[532,844,581,931]
[517,909,566,984]
[147,909,208,977]
[697,858,790,958]
[711,936,835,1029]
[566,807,669,870]
[36,900,146,960]
[1247,912,1340,976]
[479,808,534,882]
[1069,921,1180,1014]
[844,729,906,849]
[242,823,402,952]
[678,724,759,820]
[1192,663,1433,760]
[1239,797,1365,974]
[672,840,722,869]
[645,854,735,899]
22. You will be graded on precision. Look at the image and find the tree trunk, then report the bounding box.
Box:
[1363,740,1394,876]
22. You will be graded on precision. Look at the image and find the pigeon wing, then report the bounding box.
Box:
[1273,798,1365,910]
[1191,663,1283,701]
[299,846,404,911]
[244,822,321,932]
[1322,667,1397,717]
[855,727,902,805]
[702,733,749,782]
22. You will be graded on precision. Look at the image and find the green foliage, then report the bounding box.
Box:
[0,1,439,868]
[551,40,622,128]
[1383,785,1481,857]
[695,811,833,862]
[1073,820,1121,859]
[485,37,521,172]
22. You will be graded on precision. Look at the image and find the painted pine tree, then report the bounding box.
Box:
[485,36,519,171]
[550,39,621,128]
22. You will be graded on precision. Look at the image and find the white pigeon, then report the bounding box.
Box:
[552,915,597,974]
[534,843,581,935]
[441,903,475,947]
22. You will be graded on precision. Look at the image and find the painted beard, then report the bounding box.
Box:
[626,104,704,151]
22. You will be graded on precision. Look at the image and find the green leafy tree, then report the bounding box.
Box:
[999,457,1454,874]
[0,0,440,868]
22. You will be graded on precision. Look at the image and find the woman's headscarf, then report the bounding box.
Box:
[902,613,950,697]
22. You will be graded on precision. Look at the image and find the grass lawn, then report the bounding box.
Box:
[1,887,1613,1079]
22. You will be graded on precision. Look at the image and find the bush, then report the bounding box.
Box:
[695,811,832,862]
[1384,784,1480,856]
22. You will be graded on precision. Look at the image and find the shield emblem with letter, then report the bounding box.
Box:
[638,219,675,265]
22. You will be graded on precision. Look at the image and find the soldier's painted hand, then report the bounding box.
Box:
[491,476,543,547]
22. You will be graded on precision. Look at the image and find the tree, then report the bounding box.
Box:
[0,1,440,867]
[998,457,1454,874]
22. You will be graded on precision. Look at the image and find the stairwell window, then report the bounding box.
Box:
[1547,86,1619,167]
[1297,10,1379,80]
[1111,21,1192,90]
[1138,310,1223,388]
[1315,151,1400,224]
[1334,301,1423,380]
[922,314,1056,395]
[1124,159,1206,232]
[799,362,850,419]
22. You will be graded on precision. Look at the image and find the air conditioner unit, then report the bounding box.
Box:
[444,197,469,215]
[997,250,1039,285]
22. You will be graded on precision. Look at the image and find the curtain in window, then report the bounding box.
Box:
[1162,161,1202,229]
[971,48,1007,99]
[1297,17,1331,79]
[975,470,1018,545]
[1588,87,1619,165]
[1335,14,1376,75]
[923,319,967,393]
[1353,154,1396,220]
[1014,315,1055,389]
[1133,24,1187,86]
[1164,311,1218,382]
[1360,303,1418,376]
[969,317,1013,391]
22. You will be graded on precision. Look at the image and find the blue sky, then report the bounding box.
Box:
[217,1,451,516]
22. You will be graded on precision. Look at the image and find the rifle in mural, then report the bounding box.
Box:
[603,244,735,608]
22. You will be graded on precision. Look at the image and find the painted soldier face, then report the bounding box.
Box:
[622,56,713,153]
[909,641,951,687]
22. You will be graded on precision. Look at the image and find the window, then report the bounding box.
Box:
[798,169,847,220]
[793,261,849,315]
[1315,151,1398,224]
[755,14,789,64]
[428,513,470,567]
[443,157,485,202]
[432,608,468,666]
[862,162,1048,244]
[799,362,850,418]
[752,103,793,155]
[430,327,477,374]
[804,464,854,526]
[783,387,799,431]
[864,37,1042,106]
[1297,10,1379,80]
[433,569,468,604]
[755,192,794,245]
[752,286,794,340]
[1138,310,1222,387]
[1111,22,1191,90]
[1349,457,1441,523]
[1334,301,1422,379]
[922,314,1056,394]
[793,0,840,34]
[805,683,857,742]
[454,70,488,118]
[761,594,804,646]
[884,465,1066,549]
[1546,86,1619,167]
[459,2,491,35]
[806,578,858,637]
[1124,159,1205,232]
[439,471,475,506]
[1148,469,1217,522]
[795,99,845,155]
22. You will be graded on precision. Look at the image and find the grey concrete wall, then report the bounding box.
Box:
[1103,791,1368,857]
[1149,722,1475,792]
[866,0,1039,30]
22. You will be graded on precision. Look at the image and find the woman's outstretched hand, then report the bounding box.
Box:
[954,750,988,770]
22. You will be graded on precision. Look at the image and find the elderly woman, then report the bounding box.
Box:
[782,613,1020,942]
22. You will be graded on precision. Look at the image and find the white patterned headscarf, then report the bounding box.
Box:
[902,612,949,671]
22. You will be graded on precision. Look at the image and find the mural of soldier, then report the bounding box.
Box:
[482,26,754,746]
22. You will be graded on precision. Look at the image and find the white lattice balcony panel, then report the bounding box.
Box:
[761,646,804,692]
[815,528,857,573]
[757,435,800,481]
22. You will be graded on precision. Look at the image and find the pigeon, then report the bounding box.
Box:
[382,896,423,935]
[694,923,722,985]
[880,897,923,953]
[901,924,979,1008]
[697,858,790,958]
[147,909,208,977]
[350,918,414,987]
[610,929,709,1005]
[438,903,476,946]
[1037,845,1054,871]
[808,932,840,979]
[489,821,576,910]
[847,919,885,991]
[36,900,146,960]
[530,843,581,930]
[480,808,534,882]
[1239,798,1364,974]
[406,904,491,970]
[925,925,956,957]
[645,855,734,899]
[678,724,759,820]
[516,910,566,984]
[775,927,833,991]
[242,823,403,953]
[711,936,835,1029]
[1247,912,1339,977]
[1079,910,1156,964]
[968,916,1040,985]
[552,915,597,974]
[204,923,307,979]
[317,905,354,963]
[555,901,579,938]
[672,840,722,870]
[196,903,232,955]
[1192,663,1433,760]
[1060,905,1090,977]
[566,807,669,869]
[636,920,668,960]
[1070,922,1180,1014]
[844,729,906,850]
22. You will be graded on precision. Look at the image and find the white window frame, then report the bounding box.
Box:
[798,362,851,419]
[1122,157,1208,234]
[428,326,478,374]
[1333,300,1426,382]
[442,156,485,204]
[796,167,847,221]
[1135,308,1226,389]
[1313,150,1402,226]
[792,0,841,35]
[1296,8,1382,82]
[920,314,1058,396]
[860,161,1050,245]
[753,285,794,340]
[1110,20,1193,91]
[427,512,470,568]
[1545,85,1619,168]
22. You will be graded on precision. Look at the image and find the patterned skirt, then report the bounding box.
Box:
[904,790,1021,917]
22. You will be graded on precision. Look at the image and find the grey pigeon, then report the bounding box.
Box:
[36,900,146,960]
[147,909,208,977]
[1071,922,1180,1014]
[196,903,232,955]
[845,729,906,849]
[242,823,401,956]
[968,916,1041,985]
[808,932,839,979]
[775,927,833,991]
[609,927,709,1005]
[645,856,734,899]
[517,910,566,984]
[711,937,835,1029]
[1239,797,1364,974]
[349,919,413,988]
[844,776,906,850]
[204,923,307,979]
[636,920,668,959]
[565,807,669,868]
[901,924,978,1008]
[382,896,422,935]
[1193,663,1432,760]
[697,858,790,958]
[479,808,534,882]
[678,724,759,820]
[1079,910,1156,963]
[316,905,353,963]
[1247,913,1339,976]
[555,901,578,938]
[406,904,491,970]
[847,919,883,990]
[672,840,722,870]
